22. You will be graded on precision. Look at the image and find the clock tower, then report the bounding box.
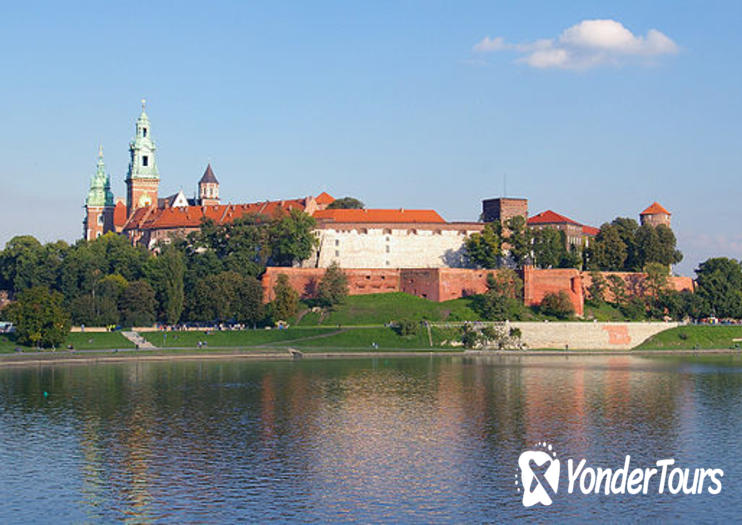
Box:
[125,99,160,216]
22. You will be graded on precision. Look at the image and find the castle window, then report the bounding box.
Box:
[335,239,339,246]
[97,214,104,225]
[386,245,390,253]
[335,250,339,257]
[142,155,149,167]
[143,128,148,137]
[383,229,392,235]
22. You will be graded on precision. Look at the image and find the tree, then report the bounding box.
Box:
[606,275,628,306]
[268,209,319,266]
[695,257,742,318]
[655,225,683,266]
[69,295,119,326]
[271,274,299,322]
[505,216,531,268]
[464,222,502,268]
[531,228,565,269]
[145,245,185,324]
[591,224,627,271]
[644,262,670,300]
[587,270,607,304]
[539,291,575,319]
[326,197,365,209]
[317,262,348,307]
[2,286,70,348]
[119,280,157,327]
[191,271,264,325]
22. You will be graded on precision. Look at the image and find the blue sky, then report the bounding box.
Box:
[1,1,740,275]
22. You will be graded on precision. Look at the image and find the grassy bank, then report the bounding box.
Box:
[0,332,135,353]
[295,292,482,325]
[636,325,742,350]
[140,325,462,351]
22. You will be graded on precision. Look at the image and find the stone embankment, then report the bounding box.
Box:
[508,321,679,350]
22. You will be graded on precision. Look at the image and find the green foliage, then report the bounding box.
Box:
[394,318,419,336]
[505,216,532,268]
[268,209,319,266]
[620,297,648,321]
[191,271,264,325]
[531,227,565,269]
[119,280,157,327]
[587,270,607,304]
[695,257,742,318]
[486,269,523,299]
[606,275,628,306]
[644,262,670,300]
[326,197,365,209]
[589,219,682,272]
[539,290,575,319]
[2,286,70,348]
[464,222,502,268]
[317,262,349,308]
[271,273,299,322]
[145,245,185,324]
[69,295,119,326]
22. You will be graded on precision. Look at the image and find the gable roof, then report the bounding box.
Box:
[582,225,600,236]
[124,198,310,232]
[113,201,128,229]
[315,191,335,205]
[527,210,581,226]
[312,208,445,224]
[640,202,670,216]
[199,164,219,184]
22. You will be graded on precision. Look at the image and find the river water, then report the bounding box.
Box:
[0,354,740,523]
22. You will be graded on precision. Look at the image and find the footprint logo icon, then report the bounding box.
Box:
[517,442,560,507]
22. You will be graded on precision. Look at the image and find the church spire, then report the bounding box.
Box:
[86,146,114,207]
[126,98,160,214]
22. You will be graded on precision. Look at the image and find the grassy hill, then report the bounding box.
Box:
[295,292,481,326]
[637,325,742,350]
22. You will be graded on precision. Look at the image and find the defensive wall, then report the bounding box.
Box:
[262,266,694,316]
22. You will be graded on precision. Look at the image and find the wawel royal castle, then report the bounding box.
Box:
[84,101,671,272]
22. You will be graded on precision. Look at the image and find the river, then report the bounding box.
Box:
[1,354,740,523]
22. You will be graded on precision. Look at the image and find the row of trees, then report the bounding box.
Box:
[464,215,682,273]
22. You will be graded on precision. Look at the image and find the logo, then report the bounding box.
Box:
[515,442,724,507]
[517,442,560,507]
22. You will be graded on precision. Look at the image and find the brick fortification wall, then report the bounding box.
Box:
[523,267,584,316]
[262,266,695,316]
[580,271,694,302]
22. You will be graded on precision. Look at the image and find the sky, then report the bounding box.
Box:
[1,1,740,275]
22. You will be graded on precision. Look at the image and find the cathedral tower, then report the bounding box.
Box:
[84,146,115,241]
[198,164,220,206]
[125,99,160,216]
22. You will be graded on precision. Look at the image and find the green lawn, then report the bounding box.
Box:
[636,325,742,350]
[140,327,338,348]
[291,326,460,350]
[583,301,628,322]
[0,331,135,352]
[295,292,481,326]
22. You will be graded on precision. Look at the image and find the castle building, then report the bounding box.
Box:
[83,146,115,241]
[527,210,599,248]
[640,202,671,227]
[198,164,220,206]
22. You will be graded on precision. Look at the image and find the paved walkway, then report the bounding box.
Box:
[121,331,158,349]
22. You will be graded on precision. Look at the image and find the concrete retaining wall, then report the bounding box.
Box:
[509,321,679,350]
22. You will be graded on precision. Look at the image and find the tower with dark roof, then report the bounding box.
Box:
[198,164,220,206]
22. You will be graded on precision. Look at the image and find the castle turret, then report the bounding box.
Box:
[84,146,115,240]
[198,164,220,206]
[640,202,671,228]
[125,99,160,216]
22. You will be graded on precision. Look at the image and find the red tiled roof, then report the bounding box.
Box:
[312,208,445,224]
[123,199,308,231]
[113,201,128,229]
[315,191,335,205]
[640,202,670,216]
[582,225,600,236]
[527,210,581,226]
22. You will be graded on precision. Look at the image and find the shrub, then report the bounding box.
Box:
[539,291,575,319]
[317,262,349,308]
[395,319,419,336]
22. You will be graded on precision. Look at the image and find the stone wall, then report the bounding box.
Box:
[304,223,483,269]
[509,321,679,350]
[580,271,694,302]
[262,267,401,302]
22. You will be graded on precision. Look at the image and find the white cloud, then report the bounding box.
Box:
[474,19,678,70]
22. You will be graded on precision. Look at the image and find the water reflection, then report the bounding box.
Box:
[1,355,742,522]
